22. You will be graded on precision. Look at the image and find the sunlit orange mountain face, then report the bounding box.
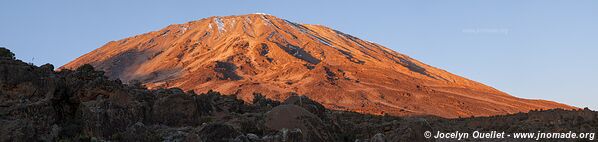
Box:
[61,14,574,118]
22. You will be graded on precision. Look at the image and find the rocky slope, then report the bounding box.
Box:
[60,14,574,118]
[2,48,597,142]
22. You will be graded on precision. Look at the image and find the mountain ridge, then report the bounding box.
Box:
[60,14,575,118]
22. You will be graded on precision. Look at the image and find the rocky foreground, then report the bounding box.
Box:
[1,49,597,141]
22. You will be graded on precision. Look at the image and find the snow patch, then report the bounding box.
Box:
[180,26,189,33]
[231,19,237,27]
[214,17,226,32]
[317,38,332,46]
[253,13,271,15]
[284,20,309,33]
[283,20,335,47]
[159,30,170,37]
[311,35,332,46]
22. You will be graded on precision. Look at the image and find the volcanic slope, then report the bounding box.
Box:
[61,14,575,118]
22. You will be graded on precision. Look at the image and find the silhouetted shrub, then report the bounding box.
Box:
[0,47,15,59]
[76,64,95,72]
[129,79,146,89]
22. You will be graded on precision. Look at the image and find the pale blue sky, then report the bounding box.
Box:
[1,0,596,109]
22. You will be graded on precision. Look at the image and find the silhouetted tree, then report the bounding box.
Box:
[0,47,15,59]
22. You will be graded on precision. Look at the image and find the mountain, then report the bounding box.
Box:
[60,13,575,118]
